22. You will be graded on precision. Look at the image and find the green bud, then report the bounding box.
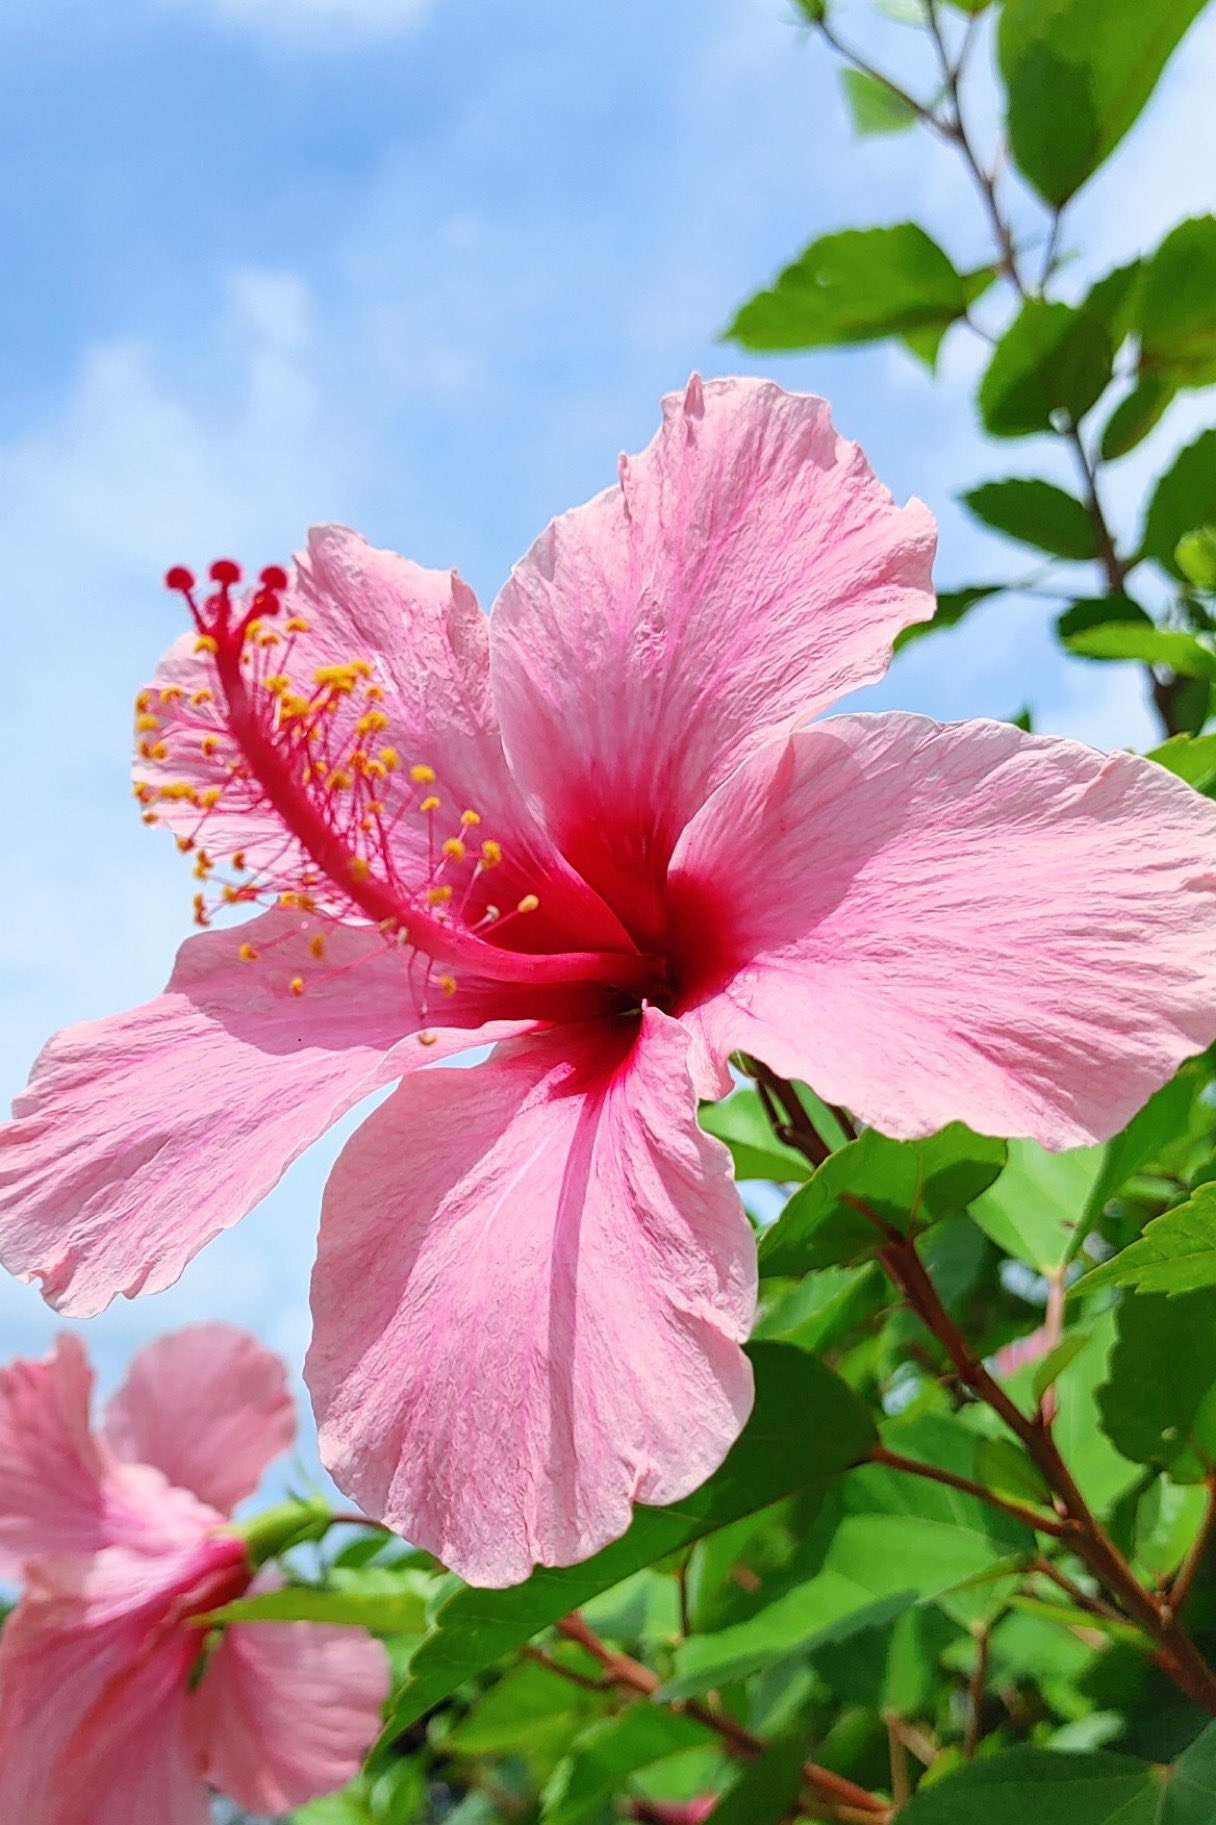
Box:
[1177,527,1216,593]
[793,0,828,21]
[225,1497,335,1569]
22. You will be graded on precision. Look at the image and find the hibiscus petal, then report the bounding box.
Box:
[306,1008,756,1587]
[670,714,1216,1147]
[190,1620,389,1813]
[492,376,935,942]
[0,909,534,1317]
[102,1325,294,1516]
[0,1337,110,1577]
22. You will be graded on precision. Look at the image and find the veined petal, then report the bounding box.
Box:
[492,376,935,944]
[0,909,534,1317]
[0,1337,110,1578]
[670,715,1216,1148]
[190,1620,389,1813]
[306,1009,756,1587]
[103,1325,294,1516]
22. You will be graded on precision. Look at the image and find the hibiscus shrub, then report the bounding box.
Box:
[5,1,1216,1822]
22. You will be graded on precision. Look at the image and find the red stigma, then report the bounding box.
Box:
[164,566,195,592]
[210,560,242,586]
[260,565,288,592]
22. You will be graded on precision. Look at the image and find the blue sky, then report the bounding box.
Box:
[2,0,1214,1495]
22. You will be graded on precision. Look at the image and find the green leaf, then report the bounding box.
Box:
[1100,377,1174,461]
[1142,430,1216,578]
[1057,595,1151,642]
[1082,260,1145,346]
[979,300,1114,438]
[1141,216,1216,389]
[699,1089,814,1182]
[1133,1478,1208,1579]
[1098,1288,1216,1482]
[711,1732,806,1825]
[380,1345,874,1737]
[1148,731,1216,791]
[964,479,1098,559]
[1032,1334,1092,1404]
[840,67,919,134]
[663,1417,1030,1698]
[1062,622,1216,679]
[754,1262,887,1354]
[901,1747,1159,1821]
[758,1125,1005,1277]
[971,1139,1106,1272]
[893,584,1005,651]
[207,1580,429,1636]
[1083,1186,1216,1298]
[727,225,972,352]
[542,1709,711,1825]
[1166,1723,1216,1820]
[445,1658,604,1759]
[998,0,1207,207]
[1177,527,1216,591]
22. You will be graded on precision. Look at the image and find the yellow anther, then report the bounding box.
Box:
[190,688,212,706]
[379,747,400,771]
[175,834,195,853]
[144,740,169,761]
[135,692,152,714]
[286,616,311,633]
[420,794,440,814]
[356,710,388,735]
[349,856,371,882]
[192,893,209,927]
[160,685,184,703]
[256,630,280,648]
[245,619,263,640]
[289,976,305,997]
[365,759,387,780]
[517,894,540,914]
[141,810,159,825]
[441,837,466,861]
[365,683,384,701]
[312,663,359,691]
[418,1031,438,1046]
[221,885,244,904]
[200,735,220,757]
[134,783,155,803]
[410,763,436,783]
[199,787,222,809]
[483,904,500,921]
[349,749,369,772]
[426,884,453,905]
[309,933,327,959]
[460,809,481,826]
[232,850,247,871]
[135,713,159,733]
[158,781,198,801]
[195,634,218,655]
[328,769,354,791]
[193,852,213,880]
[438,973,458,996]
[359,815,374,832]
[238,942,258,963]
[265,674,290,695]
[480,839,502,868]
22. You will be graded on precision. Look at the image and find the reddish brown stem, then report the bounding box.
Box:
[1169,1479,1216,1620]
[870,1443,1073,1539]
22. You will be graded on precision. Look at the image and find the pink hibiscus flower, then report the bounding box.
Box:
[0,1325,389,1823]
[4,376,1216,1588]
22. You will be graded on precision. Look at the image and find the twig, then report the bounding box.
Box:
[1168,1478,1216,1620]
[1032,1555,1126,1627]
[883,1713,911,1808]
[870,1443,1074,1539]
[963,1624,992,1759]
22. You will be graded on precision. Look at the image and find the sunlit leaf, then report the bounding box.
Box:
[1141,429,1216,577]
[963,478,1098,558]
[979,300,1113,438]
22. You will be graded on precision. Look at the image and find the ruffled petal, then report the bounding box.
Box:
[492,376,935,943]
[0,909,533,1317]
[190,1620,389,1813]
[669,715,1216,1147]
[102,1325,294,1516]
[0,1337,110,1578]
[139,528,634,957]
[306,1009,756,1587]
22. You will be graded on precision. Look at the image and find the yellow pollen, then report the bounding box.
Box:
[265,674,290,695]
[441,837,466,861]
[232,850,247,871]
[420,794,440,814]
[356,710,388,735]
[175,835,194,853]
[379,747,400,771]
[426,884,453,905]
[192,893,209,926]
[239,943,258,963]
[141,810,159,825]
[135,713,159,733]
[309,933,327,959]
[190,688,212,706]
[365,684,384,701]
[286,616,310,633]
[199,787,222,809]
[200,735,220,756]
[134,783,155,803]
[410,763,436,783]
[349,856,370,882]
[256,631,280,648]
[193,852,213,880]
[327,769,354,791]
[312,663,363,692]
[135,692,152,713]
[160,685,184,703]
[157,781,198,801]
[148,741,168,761]
[289,976,305,997]
[418,1031,438,1046]
[460,809,481,826]
[517,894,540,914]
[245,619,263,640]
[438,973,458,996]
[365,759,386,780]
[195,634,218,655]
[480,839,502,867]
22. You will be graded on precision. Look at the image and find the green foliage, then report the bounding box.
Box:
[979,301,1113,438]
[963,479,1098,559]
[1099,1289,1216,1481]
[840,67,918,135]
[997,0,1207,206]
[1142,430,1216,577]
[1082,1186,1216,1296]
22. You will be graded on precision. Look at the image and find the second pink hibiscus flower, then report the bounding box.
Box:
[4,375,1216,1586]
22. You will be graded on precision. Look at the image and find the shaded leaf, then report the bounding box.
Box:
[1101,378,1174,461]
[1082,1186,1216,1298]
[979,300,1113,438]
[1098,1288,1216,1482]
[728,225,971,352]
[1177,527,1216,591]
[542,1709,711,1825]
[900,1746,1158,1821]
[964,478,1098,558]
[971,1139,1106,1272]
[998,0,1207,207]
[711,1732,806,1825]
[758,1125,1005,1277]
[699,1088,814,1182]
[1140,217,1216,389]
[893,583,1005,651]
[1142,430,1216,577]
